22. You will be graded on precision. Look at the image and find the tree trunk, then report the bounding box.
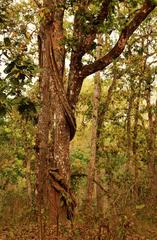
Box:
[36,2,74,237]
[96,160,109,216]
[26,152,33,205]
[86,71,101,209]
[22,121,33,207]
[86,35,102,210]
[132,80,141,202]
[126,91,134,171]
[146,82,157,201]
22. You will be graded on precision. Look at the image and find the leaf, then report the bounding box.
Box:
[4,61,15,74]
[19,73,26,80]
[0,92,7,100]
[15,72,20,78]
[4,37,11,46]
[150,0,157,5]
[25,31,31,39]
[136,204,145,210]
[0,102,7,117]
[17,97,37,122]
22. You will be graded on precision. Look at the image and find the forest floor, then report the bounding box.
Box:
[0,212,157,240]
[0,204,157,240]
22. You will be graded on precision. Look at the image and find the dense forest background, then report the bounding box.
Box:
[0,0,157,239]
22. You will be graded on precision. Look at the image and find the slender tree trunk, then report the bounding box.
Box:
[96,158,109,216]
[126,86,135,172]
[86,34,104,211]
[86,48,102,209]
[86,33,118,212]
[22,121,33,206]
[96,68,117,216]
[26,153,33,205]
[132,80,141,202]
[146,82,157,201]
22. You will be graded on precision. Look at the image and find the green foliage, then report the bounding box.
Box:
[71,149,89,170]
[0,189,35,225]
[150,0,157,5]
[70,149,88,192]
[0,0,38,123]
[0,102,7,117]
[17,97,38,123]
[0,161,23,188]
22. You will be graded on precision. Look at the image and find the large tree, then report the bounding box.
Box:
[36,0,156,231]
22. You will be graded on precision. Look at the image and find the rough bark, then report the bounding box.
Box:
[36,24,52,239]
[36,0,73,236]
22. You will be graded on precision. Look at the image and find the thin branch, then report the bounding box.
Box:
[81,1,156,79]
[83,0,112,52]
[67,0,112,102]
[148,60,157,66]
[33,0,42,8]
[94,0,112,25]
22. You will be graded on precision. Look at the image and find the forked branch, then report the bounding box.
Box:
[81,1,156,78]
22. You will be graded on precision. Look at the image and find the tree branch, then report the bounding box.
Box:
[83,0,112,53]
[33,0,42,8]
[81,1,156,79]
[67,0,112,105]
[94,0,112,26]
